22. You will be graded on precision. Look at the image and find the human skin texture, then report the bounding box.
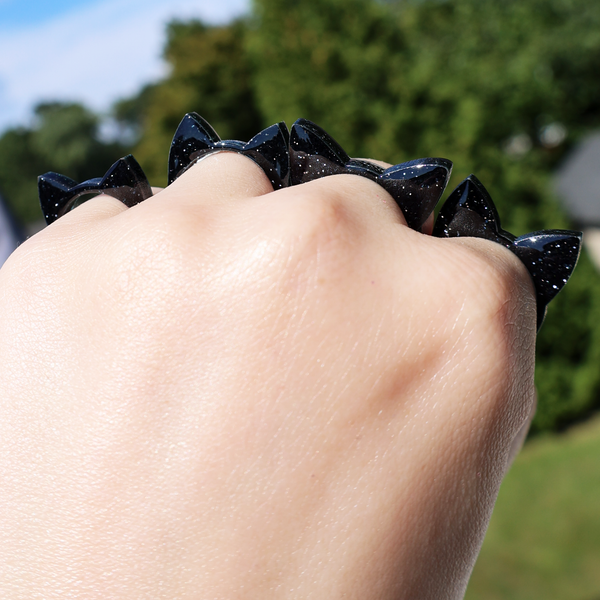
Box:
[0,153,536,599]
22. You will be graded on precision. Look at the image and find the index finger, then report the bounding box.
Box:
[159,152,275,210]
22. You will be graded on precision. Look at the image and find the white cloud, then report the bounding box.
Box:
[0,0,249,132]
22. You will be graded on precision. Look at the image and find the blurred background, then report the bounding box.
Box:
[1,0,600,597]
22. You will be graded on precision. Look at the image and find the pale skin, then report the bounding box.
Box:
[0,153,536,599]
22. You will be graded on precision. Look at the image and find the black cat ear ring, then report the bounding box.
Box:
[168,112,291,189]
[38,155,152,225]
[433,174,582,329]
[289,117,352,180]
[289,118,452,231]
[377,158,454,232]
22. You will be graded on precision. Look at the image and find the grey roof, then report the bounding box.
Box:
[555,131,600,226]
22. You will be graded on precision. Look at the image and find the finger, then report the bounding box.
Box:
[160,151,274,209]
[328,158,407,225]
[388,234,537,470]
[446,236,538,326]
[244,172,410,237]
[41,193,129,235]
[449,235,538,442]
[421,212,435,235]
[356,157,392,170]
[355,157,440,232]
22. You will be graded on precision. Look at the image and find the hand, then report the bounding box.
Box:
[0,153,536,599]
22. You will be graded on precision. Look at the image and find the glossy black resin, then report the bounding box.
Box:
[35,113,582,330]
[39,155,152,225]
[168,112,290,189]
[290,118,452,231]
[433,174,582,329]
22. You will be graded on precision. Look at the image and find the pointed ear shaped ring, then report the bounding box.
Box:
[289,118,453,231]
[433,174,583,329]
[168,112,291,189]
[38,155,153,225]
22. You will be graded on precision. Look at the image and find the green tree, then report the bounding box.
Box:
[0,127,46,224]
[247,0,408,158]
[117,20,262,186]
[0,102,127,224]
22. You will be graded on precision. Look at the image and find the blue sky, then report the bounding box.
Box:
[0,0,98,28]
[0,0,250,133]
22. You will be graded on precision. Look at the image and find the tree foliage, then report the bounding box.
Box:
[116,20,262,186]
[0,102,126,224]
[0,128,46,224]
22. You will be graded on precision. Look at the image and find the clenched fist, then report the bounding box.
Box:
[0,153,536,599]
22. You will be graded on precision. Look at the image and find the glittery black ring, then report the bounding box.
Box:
[168,112,291,189]
[36,114,582,331]
[38,155,152,225]
[290,118,452,231]
[433,174,582,329]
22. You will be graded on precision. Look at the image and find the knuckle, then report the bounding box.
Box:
[469,251,533,336]
[1,234,65,296]
[425,243,537,443]
[461,259,519,343]
[98,217,193,300]
[437,242,535,342]
[274,186,360,272]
